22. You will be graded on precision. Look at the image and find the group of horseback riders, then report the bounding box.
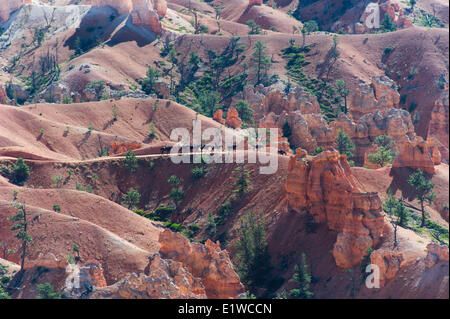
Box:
[160,144,287,155]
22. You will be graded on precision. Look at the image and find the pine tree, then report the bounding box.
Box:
[335,79,350,114]
[123,150,138,173]
[233,167,250,198]
[140,67,161,95]
[8,202,33,272]
[301,20,319,47]
[122,188,141,210]
[235,100,254,124]
[235,212,272,292]
[335,129,355,159]
[36,283,61,299]
[246,20,261,35]
[381,14,397,32]
[408,170,436,227]
[12,158,30,186]
[383,194,409,247]
[289,253,314,299]
[368,135,397,167]
[250,41,271,86]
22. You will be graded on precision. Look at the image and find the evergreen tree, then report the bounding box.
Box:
[235,100,254,124]
[233,166,250,198]
[168,175,184,207]
[36,283,61,299]
[368,134,397,167]
[123,150,138,173]
[383,194,409,247]
[122,188,141,210]
[289,253,314,299]
[197,90,222,117]
[335,79,350,114]
[408,170,436,227]
[8,202,33,272]
[140,67,161,95]
[246,20,262,35]
[335,129,355,159]
[73,37,83,56]
[250,41,271,86]
[381,14,397,32]
[301,20,319,47]
[12,158,30,186]
[235,212,272,292]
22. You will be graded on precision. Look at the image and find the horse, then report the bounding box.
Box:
[160,146,172,154]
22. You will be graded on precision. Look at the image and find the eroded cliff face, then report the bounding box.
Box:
[0,0,167,35]
[349,0,413,34]
[240,77,442,173]
[427,90,449,163]
[0,0,30,23]
[392,136,438,174]
[424,243,449,269]
[159,230,245,299]
[350,77,400,120]
[285,148,386,269]
[332,107,441,171]
[4,228,243,299]
[90,254,207,299]
[77,0,167,34]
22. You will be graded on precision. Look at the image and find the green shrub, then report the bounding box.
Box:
[192,166,207,179]
[36,283,61,299]
[123,150,138,173]
[12,158,30,186]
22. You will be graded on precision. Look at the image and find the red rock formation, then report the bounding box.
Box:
[159,230,245,298]
[130,8,163,34]
[424,243,449,268]
[392,136,436,174]
[83,0,167,34]
[427,91,449,163]
[226,108,242,129]
[213,109,226,125]
[0,0,30,23]
[243,83,327,151]
[285,148,386,268]
[109,141,142,155]
[81,262,107,288]
[350,77,399,120]
[354,1,413,34]
[249,0,263,6]
[0,85,7,104]
[370,249,405,287]
[258,112,291,154]
[90,254,207,299]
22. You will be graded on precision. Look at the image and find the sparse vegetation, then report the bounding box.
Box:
[12,158,30,186]
[36,283,61,299]
[122,188,141,210]
[408,170,436,227]
[123,150,138,173]
[289,253,314,299]
[8,202,33,272]
[383,194,409,247]
[335,129,355,161]
[140,67,161,96]
[250,40,271,86]
[246,20,262,35]
[367,135,397,167]
[235,212,272,293]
